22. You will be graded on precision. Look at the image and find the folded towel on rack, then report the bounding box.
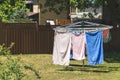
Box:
[86,30,104,65]
[71,33,86,60]
[53,32,71,66]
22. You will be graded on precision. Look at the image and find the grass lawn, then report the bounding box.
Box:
[4,52,120,80]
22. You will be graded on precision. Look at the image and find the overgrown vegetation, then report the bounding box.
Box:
[0,43,41,80]
[40,0,120,13]
[0,43,24,80]
[0,0,33,23]
[9,8,33,23]
[0,43,14,55]
[0,56,25,80]
[40,0,120,21]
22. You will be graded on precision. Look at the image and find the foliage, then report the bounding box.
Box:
[9,8,33,23]
[0,43,25,80]
[40,0,120,14]
[0,0,32,23]
[0,43,14,55]
[0,56,25,80]
[0,43,41,80]
[39,0,69,14]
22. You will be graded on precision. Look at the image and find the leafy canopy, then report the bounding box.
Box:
[40,0,120,14]
[0,0,30,22]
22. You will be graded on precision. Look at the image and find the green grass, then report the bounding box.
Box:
[7,52,120,80]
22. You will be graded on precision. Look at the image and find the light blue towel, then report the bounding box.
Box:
[86,30,104,65]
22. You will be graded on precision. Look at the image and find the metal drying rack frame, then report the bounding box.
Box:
[56,21,113,32]
[53,21,113,68]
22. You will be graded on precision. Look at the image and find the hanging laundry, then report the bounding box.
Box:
[103,29,109,39]
[53,31,71,66]
[71,32,86,60]
[54,27,67,33]
[103,29,111,43]
[86,30,104,65]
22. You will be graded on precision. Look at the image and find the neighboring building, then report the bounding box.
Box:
[26,0,102,25]
[26,0,39,23]
[40,0,69,25]
[26,0,69,25]
[69,7,102,22]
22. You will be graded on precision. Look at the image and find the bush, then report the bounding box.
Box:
[0,43,41,80]
[0,57,24,80]
[9,8,34,23]
[0,43,14,55]
[0,43,25,80]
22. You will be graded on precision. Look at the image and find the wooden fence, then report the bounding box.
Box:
[104,27,120,52]
[0,22,120,54]
[0,23,54,54]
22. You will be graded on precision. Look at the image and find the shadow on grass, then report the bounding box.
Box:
[104,52,120,63]
[24,65,41,79]
[58,64,120,73]
[57,52,120,73]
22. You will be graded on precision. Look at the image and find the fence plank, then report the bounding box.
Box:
[0,23,54,54]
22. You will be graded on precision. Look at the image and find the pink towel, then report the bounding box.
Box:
[72,33,86,60]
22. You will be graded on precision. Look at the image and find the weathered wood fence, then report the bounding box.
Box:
[105,27,120,52]
[0,22,120,54]
[0,22,54,54]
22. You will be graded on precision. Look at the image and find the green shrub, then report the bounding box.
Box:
[0,43,41,80]
[0,57,24,80]
[0,43,24,80]
[0,43,14,55]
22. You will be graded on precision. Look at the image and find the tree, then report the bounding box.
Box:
[0,0,31,22]
[9,8,33,23]
[39,0,69,14]
[40,0,120,14]
[103,0,120,24]
[40,0,120,23]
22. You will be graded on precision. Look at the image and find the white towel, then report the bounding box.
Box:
[53,32,71,66]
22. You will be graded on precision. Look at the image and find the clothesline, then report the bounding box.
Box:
[53,27,112,33]
[53,21,113,33]
[52,21,113,67]
[58,21,113,27]
[66,27,111,31]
